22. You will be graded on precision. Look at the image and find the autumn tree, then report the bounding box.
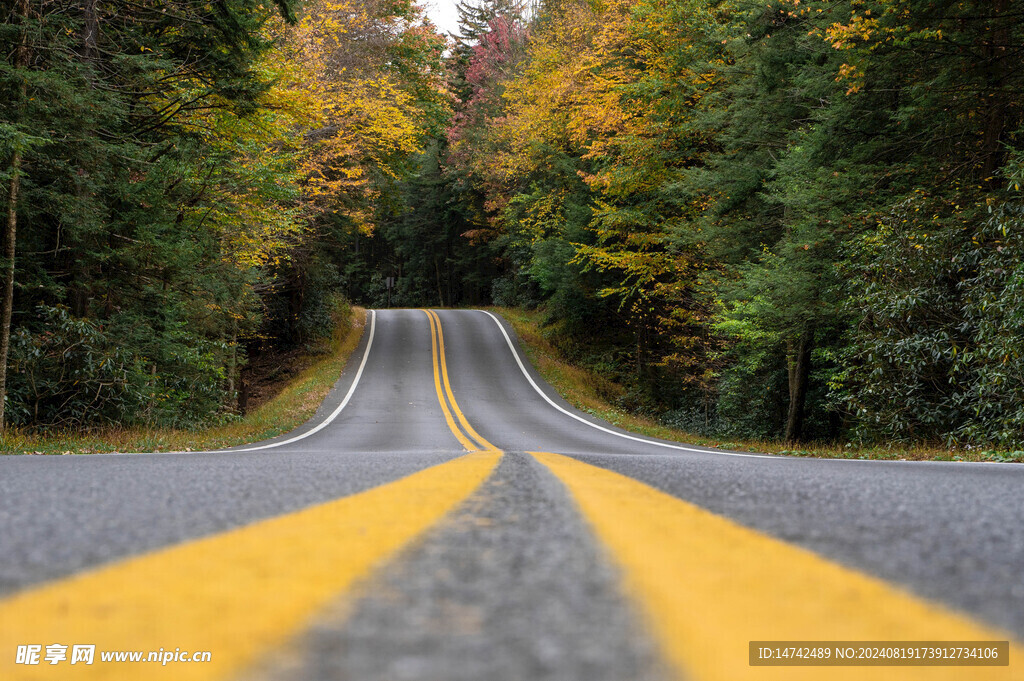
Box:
[0,0,448,429]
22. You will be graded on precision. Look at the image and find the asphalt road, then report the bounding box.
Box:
[1,308,1022,681]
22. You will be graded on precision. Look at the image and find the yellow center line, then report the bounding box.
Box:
[424,308,478,452]
[424,309,500,453]
[532,451,1023,681]
[0,452,501,681]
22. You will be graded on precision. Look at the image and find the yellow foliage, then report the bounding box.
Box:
[266,0,448,233]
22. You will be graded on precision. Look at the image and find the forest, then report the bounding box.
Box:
[2,0,1022,450]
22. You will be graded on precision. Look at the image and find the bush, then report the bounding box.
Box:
[837,196,1024,448]
[6,305,229,430]
[7,306,149,429]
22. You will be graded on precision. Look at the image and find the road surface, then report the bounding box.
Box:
[1,308,1022,680]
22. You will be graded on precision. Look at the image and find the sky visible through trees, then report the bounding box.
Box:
[424,0,463,36]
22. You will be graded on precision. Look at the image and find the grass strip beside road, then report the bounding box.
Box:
[0,307,368,455]
[0,451,501,681]
[492,307,1022,464]
[533,451,1023,681]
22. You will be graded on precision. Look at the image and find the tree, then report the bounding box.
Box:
[692,0,881,442]
[0,0,30,428]
[1,0,301,428]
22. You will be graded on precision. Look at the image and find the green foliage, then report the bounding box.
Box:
[0,0,451,431]
[0,0,297,429]
[9,0,1024,450]
[6,306,226,429]
[838,195,1024,448]
[7,306,148,429]
[335,143,499,309]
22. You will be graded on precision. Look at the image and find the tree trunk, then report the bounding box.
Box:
[238,367,249,416]
[146,363,157,422]
[784,327,814,443]
[434,258,444,307]
[227,332,237,408]
[68,0,100,318]
[0,0,31,430]
[636,328,643,378]
[80,0,99,63]
[0,150,21,431]
[981,0,1010,185]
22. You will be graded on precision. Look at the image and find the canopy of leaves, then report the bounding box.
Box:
[7,0,1024,449]
[0,0,449,429]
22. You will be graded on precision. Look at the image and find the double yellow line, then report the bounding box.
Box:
[424,309,500,453]
[534,451,1023,681]
[0,454,500,681]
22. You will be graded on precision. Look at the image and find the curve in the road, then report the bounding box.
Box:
[232,309,379,452]
[480,310,772,459]
[426,309,500,453]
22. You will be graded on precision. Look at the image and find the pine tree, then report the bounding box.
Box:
[455,0,527,43]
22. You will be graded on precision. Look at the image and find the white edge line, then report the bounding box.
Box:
[231,309,377,452]
[479,310,772,460]
[480,311,1023,466]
